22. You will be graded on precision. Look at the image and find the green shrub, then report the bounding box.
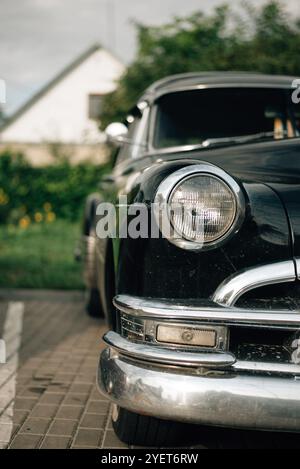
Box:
[0,150,109,225]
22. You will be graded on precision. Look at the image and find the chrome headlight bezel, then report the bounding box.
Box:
[154,163,246,251]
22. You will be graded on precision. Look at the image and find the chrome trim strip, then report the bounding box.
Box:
[99,349,300,431]
[103,331,236,368]
[212,260,296,307]
[154,164,245,252]
[114,294,300,328]
[104,330,300,375]
[296,258,300,280]
[233,361,300,375]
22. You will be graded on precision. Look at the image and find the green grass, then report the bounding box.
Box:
[0,220,84,289]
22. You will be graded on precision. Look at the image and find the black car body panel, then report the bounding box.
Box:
[267,184,300,258]
[91,73,300,434]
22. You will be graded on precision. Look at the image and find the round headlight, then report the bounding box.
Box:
[154,164,245,251]
[169,174,236,244]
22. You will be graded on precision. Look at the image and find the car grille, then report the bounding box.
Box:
[229,326,296,364]
[120,314,145,341]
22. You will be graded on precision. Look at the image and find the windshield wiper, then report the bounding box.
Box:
[201,131,289,148]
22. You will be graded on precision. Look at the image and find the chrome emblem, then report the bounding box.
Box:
[181,330,194,342]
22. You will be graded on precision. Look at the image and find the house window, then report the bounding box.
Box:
[88,94,103,120]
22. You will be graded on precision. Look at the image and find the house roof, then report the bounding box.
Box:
[1,43,123,132]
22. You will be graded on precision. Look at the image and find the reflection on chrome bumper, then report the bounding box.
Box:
[103,331,236,367]
[99,348,300,431]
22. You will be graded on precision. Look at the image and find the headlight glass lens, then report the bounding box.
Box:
[169,175,236,243]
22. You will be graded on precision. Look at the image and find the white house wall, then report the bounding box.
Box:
[1,49,124,144]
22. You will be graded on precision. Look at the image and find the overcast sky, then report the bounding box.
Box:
[0,0,299,115]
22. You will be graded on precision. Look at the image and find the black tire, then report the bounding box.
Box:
[86,287,103,318]
[112,405,185,447]
[82,194,104,319]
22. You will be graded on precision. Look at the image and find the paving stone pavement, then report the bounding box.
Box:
[0,290,127,449]
[0,290,300,449]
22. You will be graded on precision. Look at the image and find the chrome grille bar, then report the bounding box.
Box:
[114,295,300,329]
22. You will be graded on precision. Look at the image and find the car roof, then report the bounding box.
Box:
[140,72,297,102]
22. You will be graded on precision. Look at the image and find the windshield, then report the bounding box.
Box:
[153,88,299,149]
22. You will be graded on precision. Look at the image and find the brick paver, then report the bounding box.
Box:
[0,290,300,449]
[0,290,119,449]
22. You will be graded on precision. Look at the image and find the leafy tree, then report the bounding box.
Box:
[100,1,300,128]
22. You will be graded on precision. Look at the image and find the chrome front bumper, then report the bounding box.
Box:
[98,260,300,431]
[99,347,300,431]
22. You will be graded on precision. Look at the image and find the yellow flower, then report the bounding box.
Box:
[43,202,52,212]
[19,216,30,229]
[0,190,9,205]
[34,212,43,223]
[0,194,8,205]
[46,212,56,223]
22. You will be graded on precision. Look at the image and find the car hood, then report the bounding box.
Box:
[150,137,300,185]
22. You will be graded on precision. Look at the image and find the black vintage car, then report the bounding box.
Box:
[82,72,300,446]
